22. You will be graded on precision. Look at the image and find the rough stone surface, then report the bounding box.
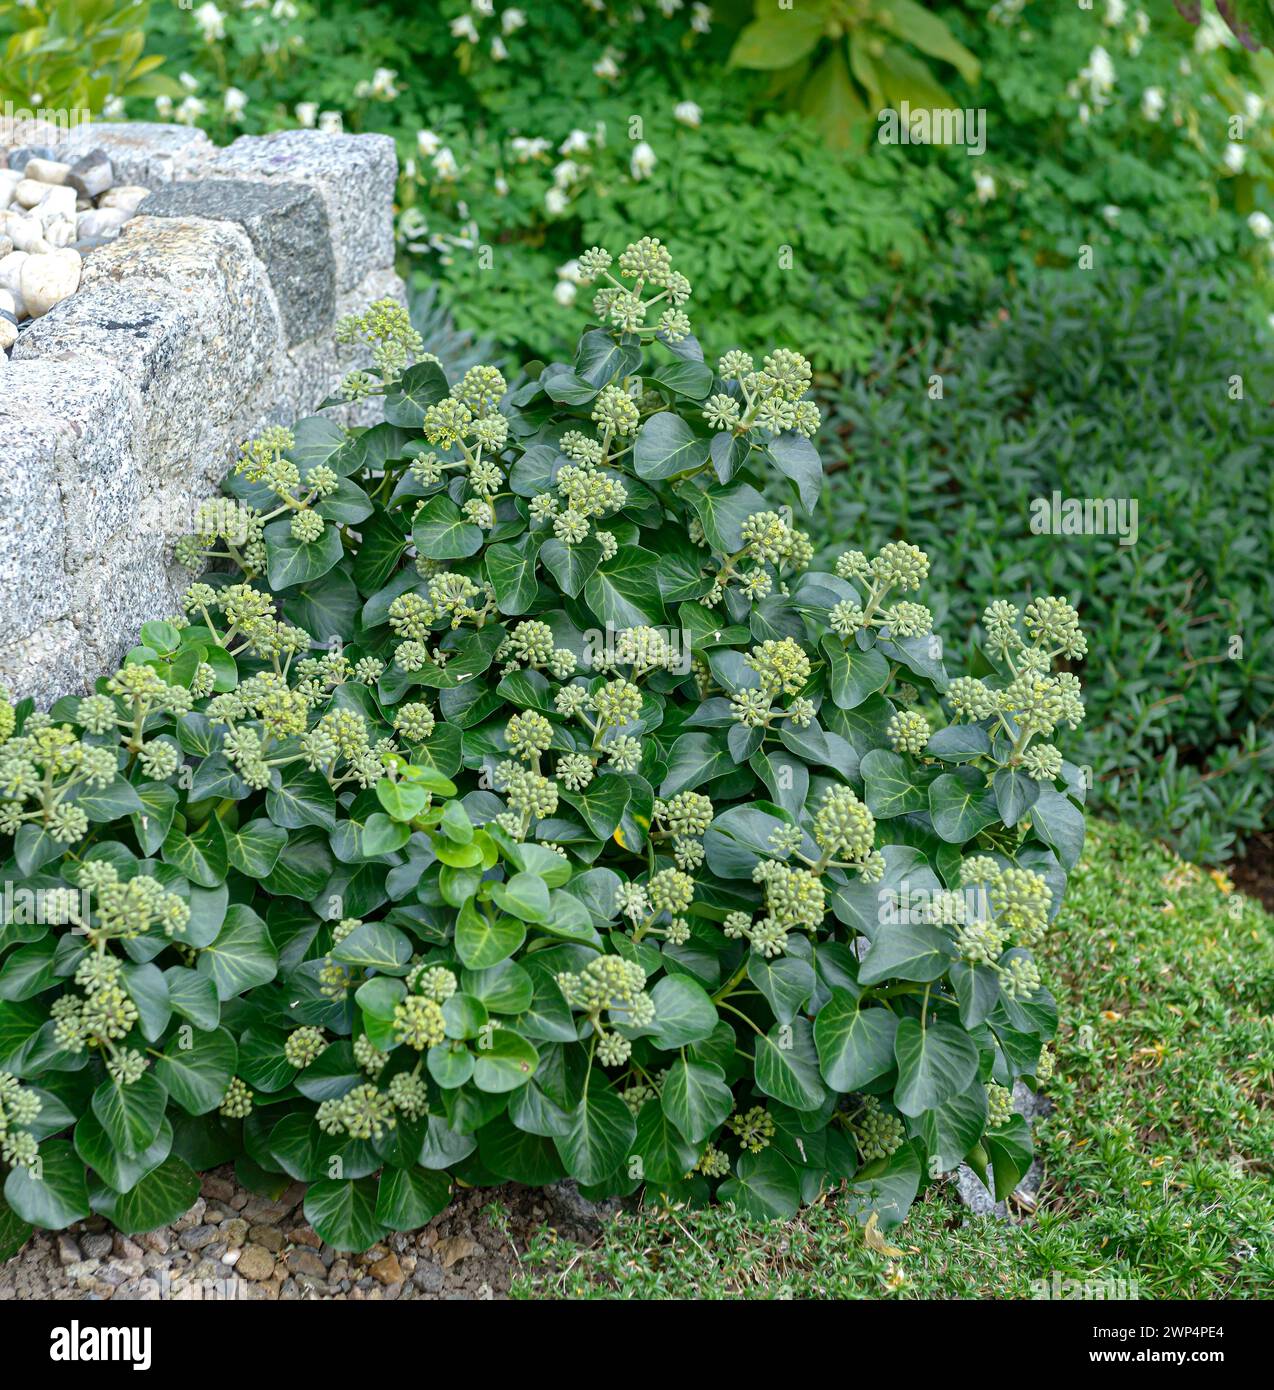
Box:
[1,1166,604,1301]
[955,1082,1051,1220]
[0,123,405,705]
[141,179,335,344]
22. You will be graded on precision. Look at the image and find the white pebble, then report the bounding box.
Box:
[20,251,80,318]
[99,185,150,216]
[23,157,72,186]
[76,207,129,239]
[44,218,76,249]
[34,185,77,225]
[0,251,29,318]
[14,179,48,209]
[0,212,51,255]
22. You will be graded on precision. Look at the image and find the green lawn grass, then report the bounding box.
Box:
[511,821,1274,1299]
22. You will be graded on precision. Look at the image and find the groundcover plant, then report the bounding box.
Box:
[0,240,1085,1255]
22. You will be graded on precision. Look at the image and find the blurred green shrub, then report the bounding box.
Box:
[0,0,174,114]
[814,265,1274,863]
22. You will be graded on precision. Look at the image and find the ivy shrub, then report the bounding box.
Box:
[0,240,1086,1255]
[816,265,1273,864]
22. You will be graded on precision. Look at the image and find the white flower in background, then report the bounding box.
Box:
[273,1,299,20]
[1077,102,1091,126]
[473,0,495,15]
[1077,46,1116,109]
[503,8,527,33]
[557,258,585,285]
[1178,56,1192,77]
[545,187,569,215]
[1103,0,1126,25]
[451,15,480,43]
[674,101,702,127]
[973,169,996,203]
[318,111,344,134]
[511,136,550,161]
[657,0,684,15]
[103,95,125,118]
[494,174,509,195]
[176,96,207,125]
[224,87,248,121]
[417,129,440,157]
[1101,204,1121,225]
[1140,86,1164,121]
[491,36,508,60]
[1223,142,1246,173]
[193,2,225,42]
[560,128,591,154]
[1194,10,1236,53]
[433,147,460,180]
[179,71,200,93]
[1248,211,1273,239]
[594,52,620,80]
[371,68,399,99]
[155,95,174,119]
[553,159,581,188]
[1244,93,1264,122]
[691,3,712,32]
[295,101,318,128]
[554,280,577,307]
[631,140,657,178]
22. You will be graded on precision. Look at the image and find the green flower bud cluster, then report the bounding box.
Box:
[853,1096,905,1161]
[0,685,16,745]
[316,1083,397,1141]
[887,709,931,755]
[1036,1047,1056,1083]
[393,701,437,743]
[335,298,424,385]
[986,1083,1015,1128]
[742,860,827,956]
[493,761,559,834]
[991,868,1052,947]
[555,752,594,791]
[812,785,878,872]
[236,425,297,490]
[578,236,692,342]
[506,709,554,761]
[621,1084,656,1116]
[997,954,1043,1002]
[727,1106,775,1154]
[408,965,459,1003]
[831,544,933,641]
[557,955,653,1029]
[387,1071,430,1120]
[745,638,811,698]
[0,1072,43,1171]
[77,862,190,940]
[106,1048,148,1087]
[738,511,813,571]
[694,1144,732,1178]
[219,1077,254,1119]
[393,996,447,1050]
[284,1028,327,1069]
[52,953,140,1051]
[175,498,265,572]
[648,867,694,914]
[0,720,127,842]
[354,1033,389,1076]
[596,625,682,677]
[708,350,820,437]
